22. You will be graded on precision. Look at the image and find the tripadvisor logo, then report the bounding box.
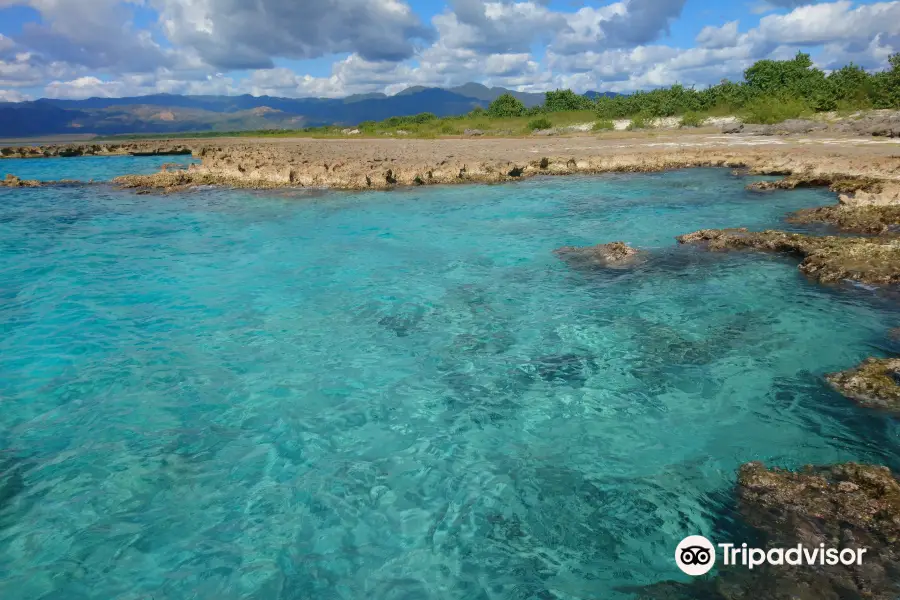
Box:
[675,536,716,576]
[675,535,868,576]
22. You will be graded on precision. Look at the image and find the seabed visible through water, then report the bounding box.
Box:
[1,159,899,599]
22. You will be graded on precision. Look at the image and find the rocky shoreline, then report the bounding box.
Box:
[0,142,194,159]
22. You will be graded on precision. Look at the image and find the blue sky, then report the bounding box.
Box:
[0,0,897,101]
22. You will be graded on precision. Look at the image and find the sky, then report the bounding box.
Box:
[0,0,898,102]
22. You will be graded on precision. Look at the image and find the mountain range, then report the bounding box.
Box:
[0,84,615,138]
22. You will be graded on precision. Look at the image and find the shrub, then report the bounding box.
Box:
[528,117,553,131]
[488,93,526,118]
[440,121,460,135]
[592,119,615,131]
[627,114,650,130]
[741,95,811,124]
[680,112,704,127]
[544,89,594,112]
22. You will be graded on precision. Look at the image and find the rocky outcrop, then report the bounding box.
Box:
[826,357,900,413]
[0,174,41,187]
[746,175,881,194]
[722,120,826,136]
[0,142,195,159]
[625,461,900,600]
[676,228,900,285]
[788,205,900,234]
[834,113,900,138]
[553,241,643,268]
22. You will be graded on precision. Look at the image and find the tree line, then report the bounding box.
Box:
[485,52,900,123]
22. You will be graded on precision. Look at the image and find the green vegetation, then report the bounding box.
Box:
[627,114,650,130]
[679,111,704,128]
[100,52,900,141]
[527,117,553,131]
[594,52,900,124]
[487,93,526,117]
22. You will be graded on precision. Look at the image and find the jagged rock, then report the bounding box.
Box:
[826,357,900,413]
[553,241,643,268]
[676,228,900,285]
[464,129,484,136]
[624,461,900,600]
[788,205,900,234]
[835,113,900,138]
[1,174,41,187]
[766,119,828,135]
[722,122,744,134]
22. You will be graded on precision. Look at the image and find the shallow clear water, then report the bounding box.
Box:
[0,154,197,181]
[1,167,899,599]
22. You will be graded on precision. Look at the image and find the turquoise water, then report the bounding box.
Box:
[0,154,197,181]
[1,167,899,599]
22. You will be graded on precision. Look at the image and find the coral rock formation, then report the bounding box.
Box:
[826,357,900,413]
[676,228,900,285]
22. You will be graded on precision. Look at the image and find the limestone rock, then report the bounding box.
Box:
[826,357,900,413]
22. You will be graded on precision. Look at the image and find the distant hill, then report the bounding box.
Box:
[0,84,616,138]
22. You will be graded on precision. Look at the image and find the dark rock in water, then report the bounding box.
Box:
[626,461,900,600]
[554,241,644,269]
[378,303,426,337]
[676,228,900,286]
[516,352,597,387]
[722,122,744,134]
[826,357,900,414]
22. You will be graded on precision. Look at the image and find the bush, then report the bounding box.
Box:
[528,117,553,131]
[741,95,811,124]
[592,119,615,131]
[488,93,526,118]
[440,121,460,135]
[544,89,594,112]
[627,114,650,130]
[680,112,704,127]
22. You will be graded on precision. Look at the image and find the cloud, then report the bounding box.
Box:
[435,1,566,54]
[1,0,898,102]
[43,71,239,99]
[696,21,740,49]
[756,0,900,46]
[151,0,433,69]
[598,0,687,47]
[1,0,176,72]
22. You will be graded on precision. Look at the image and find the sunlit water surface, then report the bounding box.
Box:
[1,166,899,599]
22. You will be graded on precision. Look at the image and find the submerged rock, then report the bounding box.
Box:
[826,357,900,413]
[554,241,643,269]
[514,352,598,388]
[676,228,900,285]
